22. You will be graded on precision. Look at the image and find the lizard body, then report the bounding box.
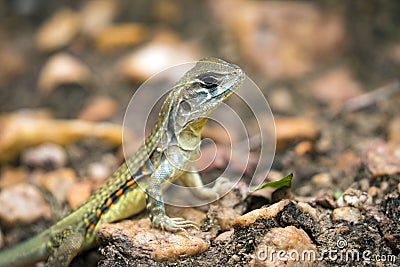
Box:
[0,58,244,267]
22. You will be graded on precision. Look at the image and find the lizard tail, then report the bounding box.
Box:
[0,230,50,267]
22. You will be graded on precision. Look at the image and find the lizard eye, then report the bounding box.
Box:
[195,72,221,89]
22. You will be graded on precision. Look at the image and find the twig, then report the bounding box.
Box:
[344,80,400,112]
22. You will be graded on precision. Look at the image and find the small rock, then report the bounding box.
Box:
[78,95,117,121]
[336,188,372,209]
[275,117,318,151]
[214,229,233,243]
[0,183,51,225]
[98,219,209,262]
[94,23,148,51]
[0,166,28,189]
[296,202,317,219]
[311,173,332,186]
[363,140,400,178]
[253,226,318,266]
[38,168,77,203]
[315,195,336,209]
[294,141,313,156]
[38,53,92,94]
[87,162,113,182]
[231,254,240,262]
[21,143,67,169]
[80,0,119,36]
[234,199,290,228]
[66,180,93,209]
[398,183,400,194]
[332,207,362,223]
[119,32,199,81]
[367,186,378,197]
[35,8,80,52]
[311,68,362,105]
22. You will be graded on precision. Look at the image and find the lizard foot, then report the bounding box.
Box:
[152,215,199,232]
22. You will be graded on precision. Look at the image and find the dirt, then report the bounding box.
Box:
[0,1,399,266]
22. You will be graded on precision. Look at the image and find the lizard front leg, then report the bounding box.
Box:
[145,161,198,232]
[180,167,230,201]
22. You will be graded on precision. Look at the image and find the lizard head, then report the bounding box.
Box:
[170,58,245,151]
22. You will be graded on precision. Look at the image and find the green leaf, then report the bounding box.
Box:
[251,173,293,192]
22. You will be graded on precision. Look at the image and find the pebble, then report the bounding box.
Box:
[367,186,378,197]
[35,8,80,52]
[315,195,336,209]
[296,202,317,219]
[332,207,362,223]
[363,140,400,178]
[38,168,77,203]
[0,183,51,225]
[94,23,148,51]
[398,183,400,194]
[336,188,372,209]
[87,162,113,181]
[253,226,318,266]
[274,117,318,151]
[311,68,362,105]
[231,254,240,262]
[294,141,313,156]
[21,143,67,169]
[78,95,117,121]
[214,229,233,243]
[80,0,118,36]
[0,167,28,188]
[311,173,332,186]
[37,53,92,94]
[234,199,290,227]
[98,219,208,261]
[119,32,199,81]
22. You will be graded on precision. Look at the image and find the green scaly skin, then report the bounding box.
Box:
[0,58,244,267]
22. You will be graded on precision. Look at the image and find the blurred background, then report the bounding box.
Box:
[0,1,400,260]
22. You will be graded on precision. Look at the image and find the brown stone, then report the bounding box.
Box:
[234,200,290,228]
[98,219,209,261]
[363,140,400,178]
[35,8,80,52]
[0,183,51,225]
[275,117,318,151]
[253,226,318,266]
[38,53,92,93]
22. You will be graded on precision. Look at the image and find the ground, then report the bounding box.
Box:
[0,1,399,266]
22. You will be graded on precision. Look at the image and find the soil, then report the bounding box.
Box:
[0,1,399,267]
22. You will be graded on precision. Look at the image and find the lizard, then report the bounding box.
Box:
[0,57,245,267]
